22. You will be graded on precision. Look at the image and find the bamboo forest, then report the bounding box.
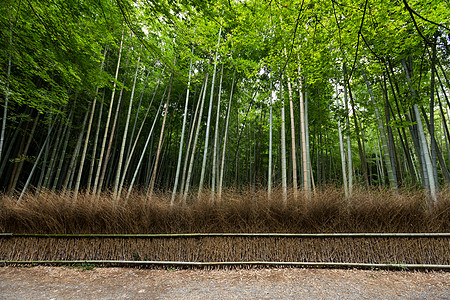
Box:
[0,0,449,235]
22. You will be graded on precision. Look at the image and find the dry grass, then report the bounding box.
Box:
[1,236,448,264]
[1,186,449,234]
[1,186,449,264]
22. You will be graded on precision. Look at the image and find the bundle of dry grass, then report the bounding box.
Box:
[1,186,449,234]
[1,236,448,265]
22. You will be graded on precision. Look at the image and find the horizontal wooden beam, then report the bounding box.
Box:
[0,232,449,238]
[1,260,448,269]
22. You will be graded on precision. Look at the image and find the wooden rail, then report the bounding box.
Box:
[1,260,449,269]
[1,233,449,238]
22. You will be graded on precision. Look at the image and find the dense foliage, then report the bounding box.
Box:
[0,0,449,210]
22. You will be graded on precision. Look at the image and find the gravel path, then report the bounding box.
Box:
[0,266,448,299]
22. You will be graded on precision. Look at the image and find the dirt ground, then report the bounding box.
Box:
[0,266,448,299]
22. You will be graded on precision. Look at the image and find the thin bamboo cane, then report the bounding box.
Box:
[1,260,448,269]
[2,233,448,238]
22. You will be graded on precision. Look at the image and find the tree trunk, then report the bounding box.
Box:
[73,48,108,199]
[420,106,450,184]
[304,82,314,192]
[280,78,287,204]
[0,119,21,179]
[114,50,141,201]
[384,65,417,186]
[87,96,103,191]
[402,59,437,207]
[198,27,222,197]
[345,65,369,188]
[17,125,54,203]
[93,30,124,194]
[8,114,39,196]
[126,69,152,161]
[180,80,204,196]
[36,121,52,193]
[98,62,128,192]
[360,66,397,190]
[343,67,353,198]
[43,117,63,189]
[268,80,273,199]
[118,70,165,198]
[0,20,12,165]
[287,73,298,197]
[429,34,439,186]
[299,72,309,198]
[62,109,89,190]
[171,49,194,204]
[52,112,73,190]
[336,80,348,199]
[219,69,235,199]
[211,64,224,199]
[184,73,208,203]
[149,72,174,195]
[436,71,450,144]
[126,92,165,201]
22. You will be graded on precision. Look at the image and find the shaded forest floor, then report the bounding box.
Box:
[1,186,449,234]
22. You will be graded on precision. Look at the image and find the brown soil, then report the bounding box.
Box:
[0,266,448,299]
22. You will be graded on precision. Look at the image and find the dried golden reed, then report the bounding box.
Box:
[0,186,449,234]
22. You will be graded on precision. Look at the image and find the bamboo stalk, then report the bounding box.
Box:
[1,260,448,269]
[1,233,448,238]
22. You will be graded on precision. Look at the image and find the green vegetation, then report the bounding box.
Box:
[0,0,449,211]
[65,262,96,271]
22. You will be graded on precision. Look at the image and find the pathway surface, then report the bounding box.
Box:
[0,266,448,299]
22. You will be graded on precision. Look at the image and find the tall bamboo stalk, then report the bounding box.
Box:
[345,65,369,188]
[87,96,103,191]
[98,63,128,193]
[336,81,348,199]
[287,73,298,197]
[184,73,209,203]
[304,81,313,192]
[171,49,194,205]
[73,94,98,198]
[42,117,64,189]
[35,120,52,193]
[280,77,287,204]
[52,112,72,190]
[93,30,124,194]
[402,59,437,207]
[429,36,439,187]
[219,69,236,199]
[0,19,12,165]
[211,64,224,199]
[360,66,397,190]
[74,48,108,199]
[149,72,174,195]
[198,27,222,197]
[126,68,152,161]
[181,77,206,197]
[268,80,273,199]
[117,70,164,199]
[126,84,167,200]
[8,114,39,196]
[62,109,89,191]
[114,51,141,200]
[17,125,54,203]
[343,66,352,198]
[299,72,309,198]
[0,119,20,178]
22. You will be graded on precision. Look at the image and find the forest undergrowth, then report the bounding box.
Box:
[1,186,449,234]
